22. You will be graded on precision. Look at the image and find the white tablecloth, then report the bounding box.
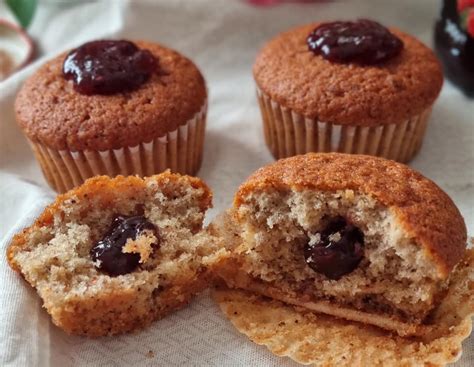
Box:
[0,1,472,365]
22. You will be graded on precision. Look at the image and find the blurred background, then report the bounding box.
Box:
[3,0,473,95]
[0,0,442,81]
[0,2,473,366]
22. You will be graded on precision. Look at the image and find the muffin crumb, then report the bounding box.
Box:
[122,230,157,264]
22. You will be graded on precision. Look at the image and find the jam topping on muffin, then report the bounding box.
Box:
[304,216,364,280]
[307,19,404,65]
[63,40,158,95]
[91,214,160,276]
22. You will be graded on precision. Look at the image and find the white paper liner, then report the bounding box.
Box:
[29,102,207,193]
[257,88,432,162]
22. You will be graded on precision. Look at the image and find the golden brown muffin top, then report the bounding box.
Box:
[15,41,207,151]
[235,153,466,278]
[253,24,443,126]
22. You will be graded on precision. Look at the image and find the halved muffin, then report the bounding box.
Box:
[7,173,219,337]
[211,153,468,337]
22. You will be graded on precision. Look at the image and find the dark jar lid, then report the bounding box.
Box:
[434,0,474,97]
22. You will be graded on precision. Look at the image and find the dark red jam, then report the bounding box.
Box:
[63,40,157,95]
[434,0,474,97]
[304,217,364,280]
[90,214,159,276]
[307,19,403,65]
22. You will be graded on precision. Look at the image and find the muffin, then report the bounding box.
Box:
[15,39,207,192]
[7,172,220,336]
[253,19,443,162]
[210,153,470,337]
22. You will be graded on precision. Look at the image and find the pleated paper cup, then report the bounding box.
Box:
[29,103,207,193]
[257,88,431,163]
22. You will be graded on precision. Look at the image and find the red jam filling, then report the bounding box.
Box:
[304,217,364,280]
[63,40,157,95]
[307,19,403,65]
[90,214,160,276]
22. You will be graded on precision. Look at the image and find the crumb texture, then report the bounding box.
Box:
[217,153,467,335]
[123,231,157,263]
[15,41,207,151]
[236,153,466,276]
[7,173,219,336]
[232,189,443,322]
[253,24,443,126]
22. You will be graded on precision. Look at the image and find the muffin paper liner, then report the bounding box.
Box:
[257,88,432,162]
[29,102,207,193]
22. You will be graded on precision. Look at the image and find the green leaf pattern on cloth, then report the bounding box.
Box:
[5,0,37,29]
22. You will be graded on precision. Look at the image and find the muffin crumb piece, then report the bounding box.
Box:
[146,350,155,358]
[122,230,157,263]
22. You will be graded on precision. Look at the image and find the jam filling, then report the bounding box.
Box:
[90,214,160,276]
[63,40,158,95]
[304,217,364,280]
[307,19,403,65]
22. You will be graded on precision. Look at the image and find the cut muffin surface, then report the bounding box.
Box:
[211,153,468,337]
[212,246,474,366]
[7,173,219,337]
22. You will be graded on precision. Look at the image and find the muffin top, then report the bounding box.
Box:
[15,40,207,151]
[253,23,443,126]
[235,153,466,277]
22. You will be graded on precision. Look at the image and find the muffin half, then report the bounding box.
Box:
[211,153,469,337]
[15,40,207,192]
[254,20,443,162]
[7,173,218,336]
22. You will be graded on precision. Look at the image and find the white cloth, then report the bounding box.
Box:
[0,1,473,366]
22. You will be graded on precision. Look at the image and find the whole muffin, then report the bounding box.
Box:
[15,40,207,192]
[253,20,443,162]
[211,153,468,337]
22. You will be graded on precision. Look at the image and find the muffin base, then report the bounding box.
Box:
[48,272,210,337]
[257,89,431,162]
[29,103,207,193]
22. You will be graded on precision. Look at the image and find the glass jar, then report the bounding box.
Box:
[434,0,474,97]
